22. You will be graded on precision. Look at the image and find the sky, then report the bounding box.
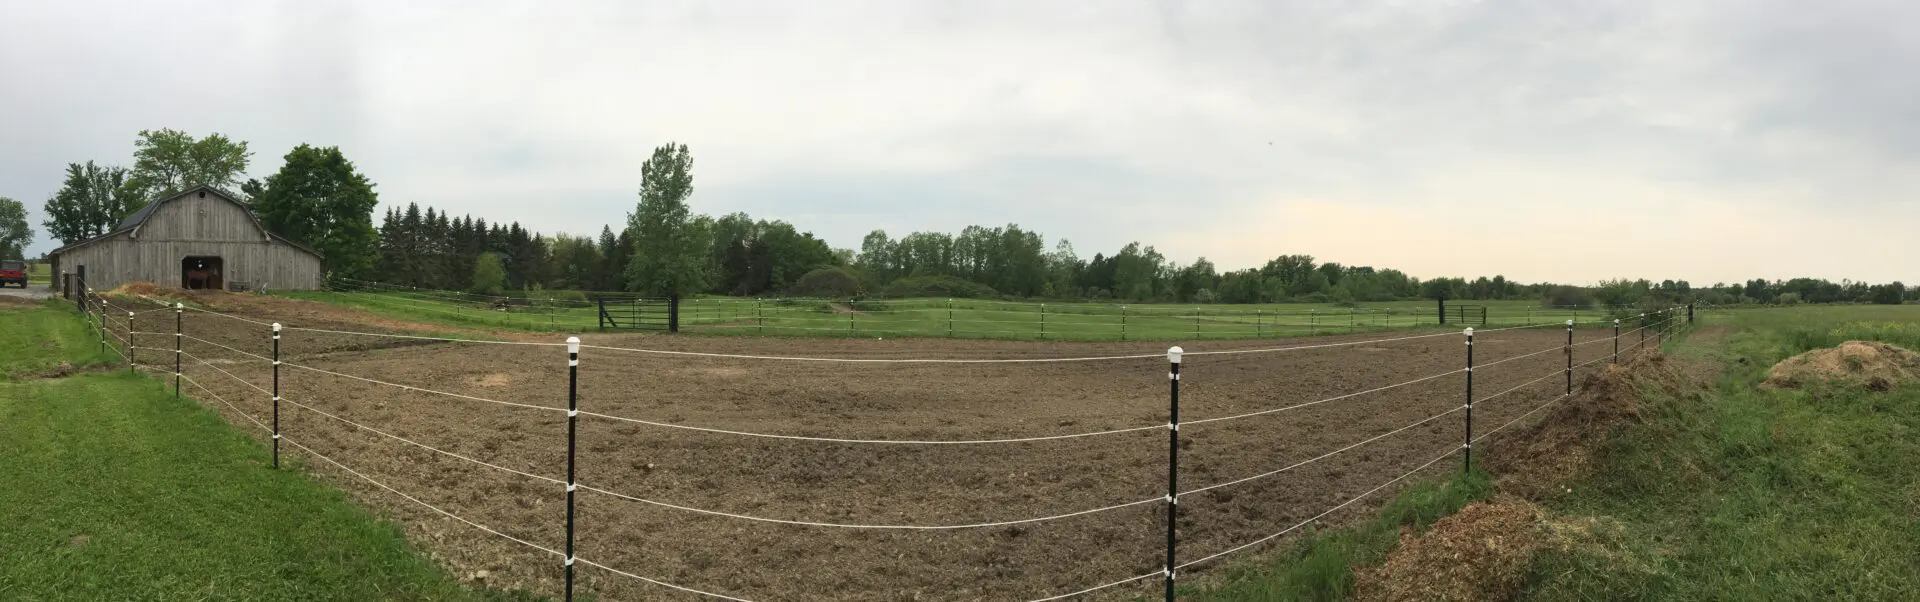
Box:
[2,0,1915,286]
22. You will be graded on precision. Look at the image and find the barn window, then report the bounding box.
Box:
[198,191,206,198]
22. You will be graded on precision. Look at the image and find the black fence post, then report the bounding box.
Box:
[173,303,183,399]
[596,297,607,330]
[1256,310,1264,338]
[947,299,955,338]
[1481,306,1488,326]
[1121,305,1129,342]
[668,295,680,333]
[97,296,106,356]
[1438,298,1446,325]
[1639,313,1646,351]
[1565,320,1574,395]
[1163,346,1183,602]
[1040,303,1047,340]
[1688,303,1695,325]
[76,266,87,312]
[564,336,580,601]
[127,311,135,372]
[1613,319,1620,364]
[1463,327,1474,472]
[272,322,282,469]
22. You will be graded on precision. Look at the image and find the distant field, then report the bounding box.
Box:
[286,288,1649,340]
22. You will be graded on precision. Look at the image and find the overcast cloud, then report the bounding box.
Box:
[2,0,1914,284]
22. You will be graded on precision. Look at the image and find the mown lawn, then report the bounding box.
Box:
[0,303,531,601]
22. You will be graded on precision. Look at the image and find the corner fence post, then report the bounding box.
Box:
[1463,327,1474,472]
[173,303,183,399]
[1565,320,1574,395]
[272,323,282,469]
[1163,346,1184,602]
[564,336,580,602]
[1613,319,1620,364]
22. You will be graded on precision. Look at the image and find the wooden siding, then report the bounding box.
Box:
[54,191,322,291]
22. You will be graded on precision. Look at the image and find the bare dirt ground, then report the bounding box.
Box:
[119,292,1648,601]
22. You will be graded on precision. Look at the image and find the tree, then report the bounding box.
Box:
[41,161,145,245]
[624,142,706,296]
[252,145,381,278]
[1870,282,1906,305]
[128,129,252,199]
[0,197,31,259]
[471,252,506,295]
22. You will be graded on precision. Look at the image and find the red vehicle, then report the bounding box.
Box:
[0,260,26,288]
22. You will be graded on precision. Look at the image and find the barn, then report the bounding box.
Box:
[49,185,324,292]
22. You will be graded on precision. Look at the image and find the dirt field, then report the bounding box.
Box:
[114,293,1644,601]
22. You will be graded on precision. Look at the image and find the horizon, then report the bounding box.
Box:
[3,1,1915,286]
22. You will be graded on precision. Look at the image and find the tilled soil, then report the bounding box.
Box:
[124,295,1640,601]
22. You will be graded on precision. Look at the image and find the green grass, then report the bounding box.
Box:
[1518,304,1920,600]
[1194,471,1495,601]
[0,304,531,601]
[27,261,51,285]
[284,289,1639,341]
[0,302,118,379]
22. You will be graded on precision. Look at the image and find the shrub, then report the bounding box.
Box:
[1542,286,1593,309]
[1777,292,1803,305]
[879,275,999,299]
[470,253,505,296]
[788,267,864,298]
[1193,288,1217,304]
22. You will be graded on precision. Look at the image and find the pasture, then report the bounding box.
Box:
[292,283,1634,341]
[88,290,1682,600]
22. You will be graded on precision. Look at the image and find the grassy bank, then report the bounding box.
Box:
[0,303,523,600]
[1520,305,1920,599]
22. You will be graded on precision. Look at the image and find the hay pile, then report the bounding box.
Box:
[1483,354,1681,500]
[1764,341,1920,391]
[1354,497,1548,602]
[106,281,169,297]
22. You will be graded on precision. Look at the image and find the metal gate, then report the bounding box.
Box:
[1450,304,1487,326]
[597,295,679,332]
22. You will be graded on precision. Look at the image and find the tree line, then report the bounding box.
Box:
[17,132,1911,307]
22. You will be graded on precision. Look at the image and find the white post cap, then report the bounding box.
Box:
[1614,319,1620,325]
[1464,327,1474,336]
[174,303,183,309]
[1167,346,1183,364]
[1566,319,1574,326]
[272,322,282,332]
[567,336,580,354]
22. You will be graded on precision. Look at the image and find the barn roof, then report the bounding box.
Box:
[50,185,323,258]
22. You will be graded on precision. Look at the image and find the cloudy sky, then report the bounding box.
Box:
[2,0,1914,285]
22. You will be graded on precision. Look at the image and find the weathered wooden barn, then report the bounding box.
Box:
[49,185,324,292]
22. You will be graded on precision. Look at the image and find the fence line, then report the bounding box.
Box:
[77,287,1693,600]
